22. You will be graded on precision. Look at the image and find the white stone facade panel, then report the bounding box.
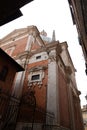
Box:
[29,52,48,64]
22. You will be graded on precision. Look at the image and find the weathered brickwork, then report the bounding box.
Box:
[58,66,70,128]
[0,26,84,130]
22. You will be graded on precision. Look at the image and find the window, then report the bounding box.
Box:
[28,70,44,86]
[31,74,40,81]
[0,66,8,81]
[36,55,41,59]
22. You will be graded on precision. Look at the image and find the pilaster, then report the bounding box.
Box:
[12,32,34,98]
[46,49,59,125]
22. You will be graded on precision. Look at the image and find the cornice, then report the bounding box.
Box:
[0,33,28,47]
[0,26,39,46]
[61,41,76,72]
[31,42,62,58]
[29,65,48,72]
[27,25,40,37]
[14,51,30,60]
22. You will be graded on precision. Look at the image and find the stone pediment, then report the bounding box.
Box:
[2,26,36,41]
[1,28,28,42]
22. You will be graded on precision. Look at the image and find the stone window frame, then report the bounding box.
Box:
[28,70,44,83]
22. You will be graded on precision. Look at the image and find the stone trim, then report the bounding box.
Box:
[28,70,44,88]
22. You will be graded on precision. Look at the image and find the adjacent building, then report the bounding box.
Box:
[0,0,33,26]
[68,0,87,74]
[0,48,24,129]
[0,25,84,130]
[82,105,87,130]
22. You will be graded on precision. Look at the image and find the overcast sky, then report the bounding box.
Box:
[0,0,87,107]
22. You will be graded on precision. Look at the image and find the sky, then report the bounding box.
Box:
[0,0,87,107]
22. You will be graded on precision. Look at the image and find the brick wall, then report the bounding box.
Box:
[58,66,70,128]
[18,60,48,122]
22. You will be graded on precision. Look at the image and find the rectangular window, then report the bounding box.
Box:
[36,55,41,59]
[31,74,40,80]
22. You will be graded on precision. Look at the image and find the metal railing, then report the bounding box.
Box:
[0,89,36,130]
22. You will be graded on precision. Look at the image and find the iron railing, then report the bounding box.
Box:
[0,89,36,130]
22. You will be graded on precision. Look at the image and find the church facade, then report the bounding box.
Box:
[0,26,84,130]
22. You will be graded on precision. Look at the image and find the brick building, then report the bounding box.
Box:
[0,25,84,130]
[0,48,24,129]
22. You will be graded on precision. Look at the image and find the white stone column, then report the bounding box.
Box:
[12,34,34,98]
[25,35,34,51]
[46,50,59,125]
[12,71,25,98]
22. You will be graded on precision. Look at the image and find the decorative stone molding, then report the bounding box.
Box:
[29,66,47,72]
[29,52,48,64]
[28,81,43,89]
[28,69,45,88]
[49,55,56,62]
[46,42,62,63]
[28,26,40,38]
[17,51,30,59]
[14,51,31,67]
[15,58,27,68]
[48,50,57,62]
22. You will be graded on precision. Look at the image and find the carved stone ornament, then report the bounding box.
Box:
[49,55,56,62]
[28,70,44,89]
[49,51,57,62]
[28,81,43,89]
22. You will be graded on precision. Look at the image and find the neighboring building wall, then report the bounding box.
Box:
[0,56,16,127]
[82,105,87,130]
[0,48,24,130]
[0,57,16,93]
[68,0,87,73]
